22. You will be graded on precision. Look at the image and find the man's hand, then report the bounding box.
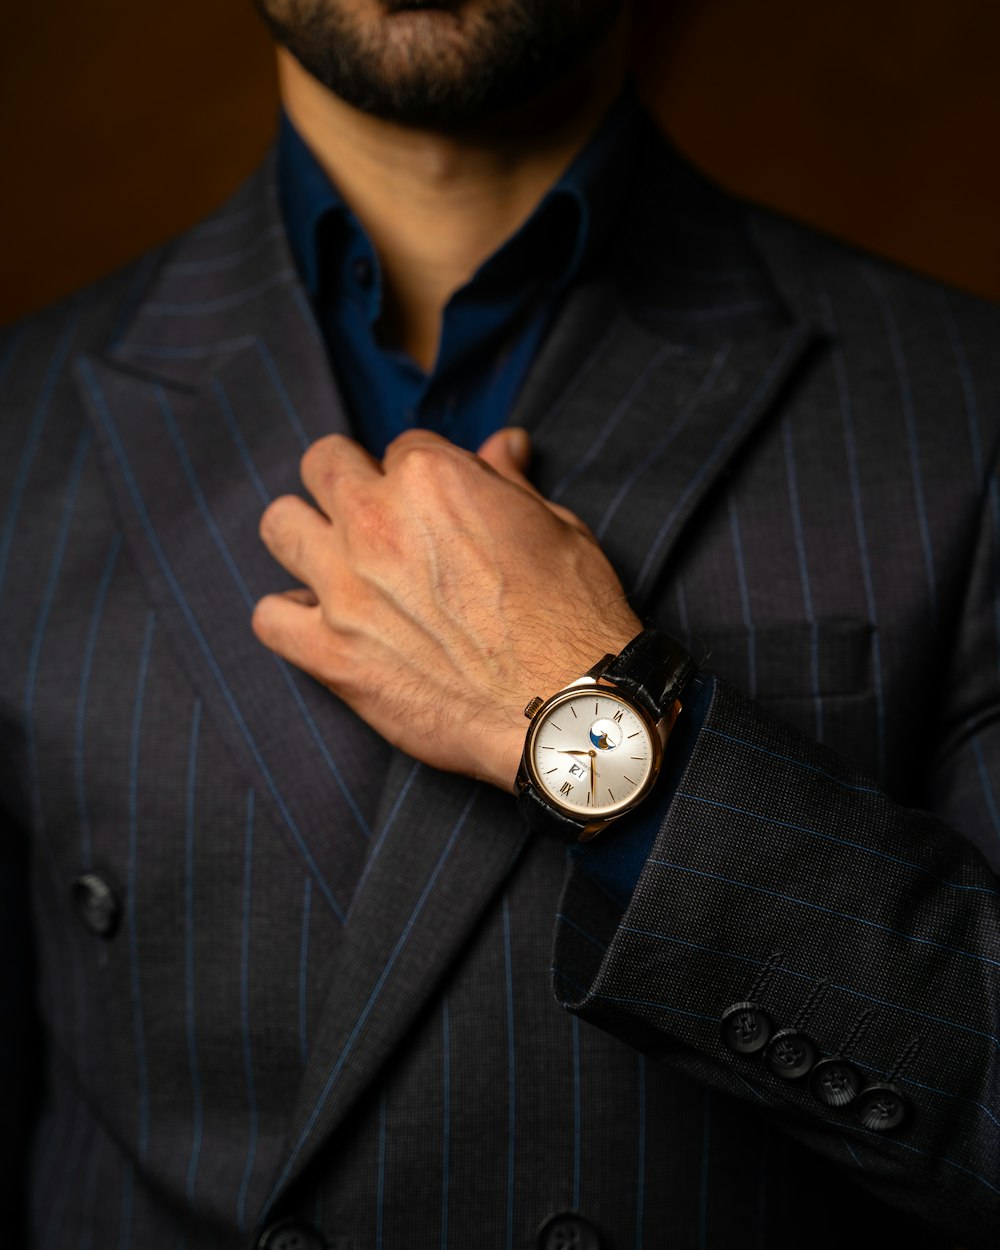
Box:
[252,427,641,792]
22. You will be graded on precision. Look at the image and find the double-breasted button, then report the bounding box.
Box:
[536,1211,603,1250]
[765,1029,818,1080]
[855,1083,909,1132]
[72,873,121,940]
[257,1218,326,1250]
[809,1057,862,1108]
[720,1001,773,1056]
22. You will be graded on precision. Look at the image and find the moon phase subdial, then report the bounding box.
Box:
[589,718,623,751]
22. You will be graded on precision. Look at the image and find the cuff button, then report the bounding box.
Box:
[809,1057,863,1108]
[764,1029,818,1080]
[855,1083,909,1132]
[720,1001,774,1056]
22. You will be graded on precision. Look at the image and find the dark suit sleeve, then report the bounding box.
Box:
[552,483,1000,1246]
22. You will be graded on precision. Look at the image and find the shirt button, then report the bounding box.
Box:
[352,256,373,289]
[256,1219,326,1250]
[855,1083,909,1132]
[809,1056,863,1108]
[72,873,121,939]
[719,1001,774,1056]
[536,1212,603,1250]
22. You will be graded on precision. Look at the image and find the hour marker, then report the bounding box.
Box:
[623,774,637,785]
[630,755,644,761]
[545,768,558,775]
[607,788,616,802]
[586,793,591,806]
[541,746,555,750]
[559,781,573,797]
[612,710,623,724]
[570,706,578,718]
[595,702,599,715]
[627,732,641,739]
[551,723,562,732]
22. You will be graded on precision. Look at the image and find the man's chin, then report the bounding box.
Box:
[256,0,624,129]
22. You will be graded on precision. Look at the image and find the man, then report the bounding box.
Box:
[2,1,999,1247]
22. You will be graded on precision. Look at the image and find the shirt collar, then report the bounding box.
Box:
[278,85,643,312]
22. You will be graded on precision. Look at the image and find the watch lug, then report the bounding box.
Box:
[563,671,600,691]
[582,654,616,683]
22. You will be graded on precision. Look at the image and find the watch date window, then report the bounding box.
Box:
[568,762,587,779]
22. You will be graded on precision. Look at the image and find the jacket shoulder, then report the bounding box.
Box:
[747,200,1000,344]
[746,200,1000,443]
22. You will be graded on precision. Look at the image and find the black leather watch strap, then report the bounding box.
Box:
[516,783,589,844]
[603,628,695,720]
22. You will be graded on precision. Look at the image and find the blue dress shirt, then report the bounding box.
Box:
[277,92,641,456]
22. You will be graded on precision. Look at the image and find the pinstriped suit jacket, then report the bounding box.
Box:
[3,113,1000,1249]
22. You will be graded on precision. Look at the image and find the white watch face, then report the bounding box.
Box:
[528,688,658,819]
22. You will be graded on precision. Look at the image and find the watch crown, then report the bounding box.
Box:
[524,696,544,720]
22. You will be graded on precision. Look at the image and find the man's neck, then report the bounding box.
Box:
[277,27,630,371]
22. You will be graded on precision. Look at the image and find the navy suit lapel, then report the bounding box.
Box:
[74,163,389,923]
[518,282,817,607]
[261,130,819,1213]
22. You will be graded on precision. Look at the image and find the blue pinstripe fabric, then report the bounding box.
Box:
[183,699,204,1203]
[780,414,823,740]
[3,108,1000,1250]
[126,610,157,1165]
[298,876,313,1067]
[864,267,939,621]
[502,896,516,1250]
[237,789,259,1232]
[440,998,451,1250]
[727,496,756,699]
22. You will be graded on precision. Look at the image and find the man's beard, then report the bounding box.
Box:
[253,0,625,128]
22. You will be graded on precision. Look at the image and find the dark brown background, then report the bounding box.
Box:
[2,0,998,326]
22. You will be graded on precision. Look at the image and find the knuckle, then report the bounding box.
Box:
[397,442,464,490]
[301,433,348,480]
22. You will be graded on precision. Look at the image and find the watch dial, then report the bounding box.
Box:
[530,690,656,818]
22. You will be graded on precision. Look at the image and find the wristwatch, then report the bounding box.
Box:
[515,628,696,842]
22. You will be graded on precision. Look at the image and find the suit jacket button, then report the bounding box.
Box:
[720,1001,774,1056]
[72,873,121,939]
[809,1057,863,1108]
[536,1211,603,1250]
[855,1083,909,1132]
[765,1029,818,1080]
[256,1218,326,1250]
